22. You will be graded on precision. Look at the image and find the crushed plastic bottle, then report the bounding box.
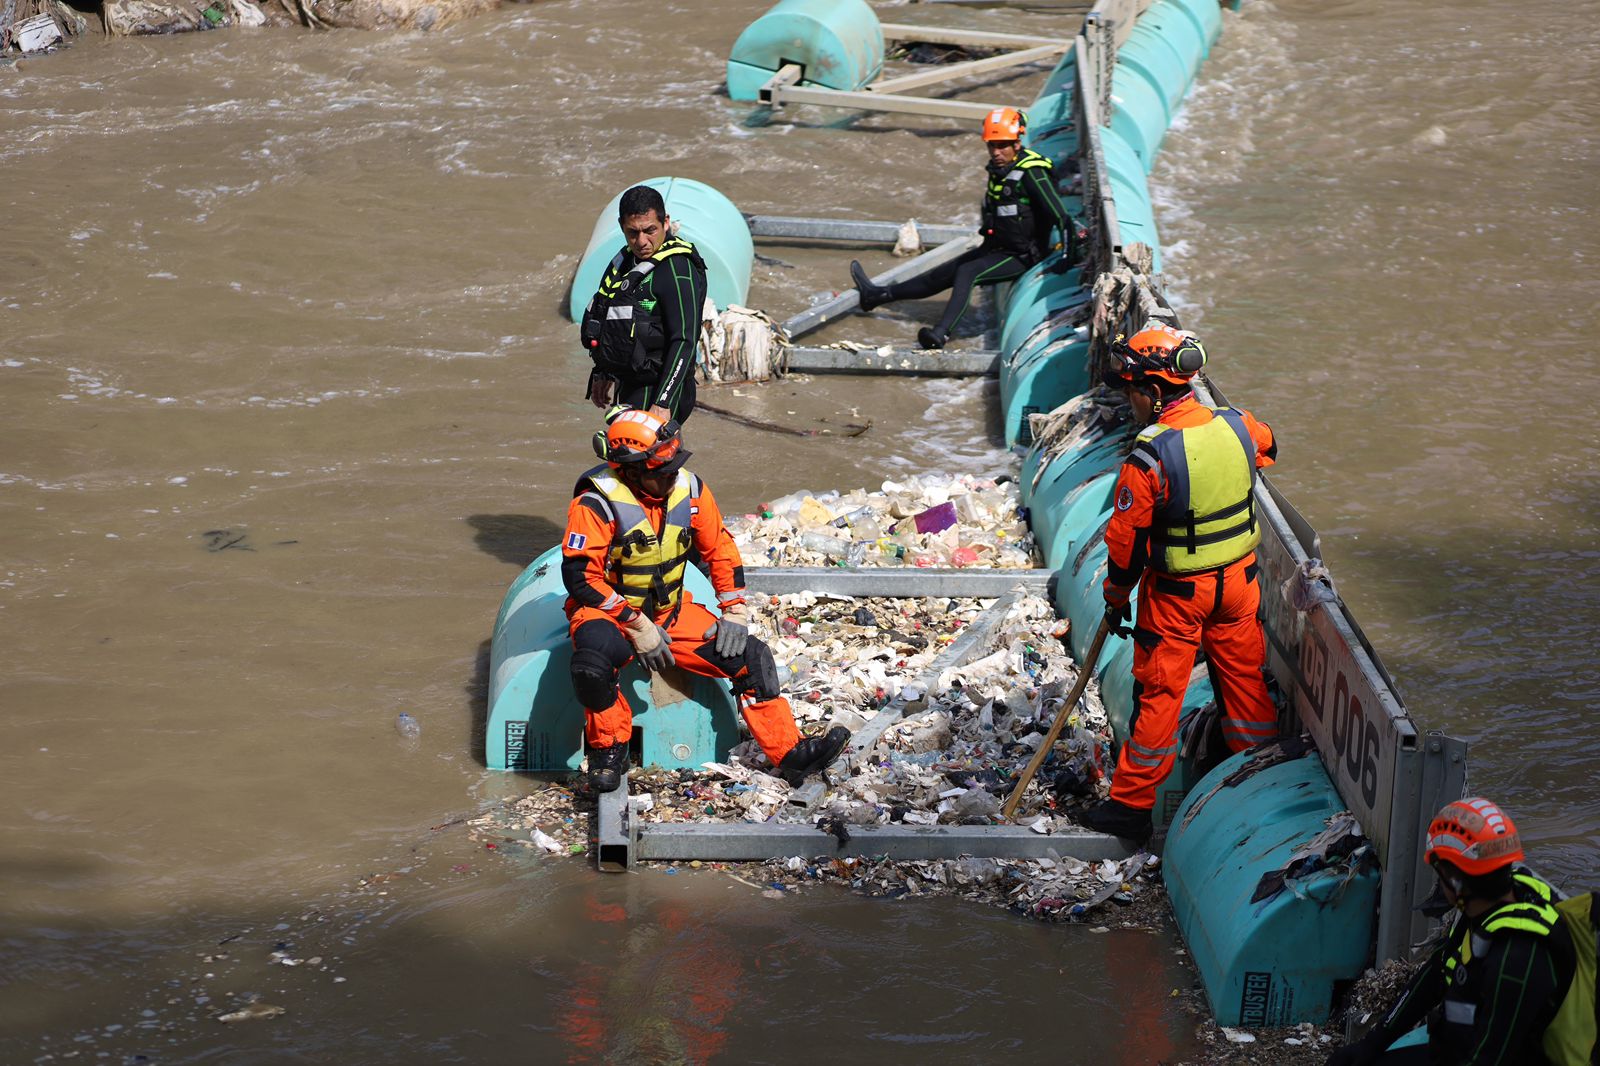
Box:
[395,712,421,741]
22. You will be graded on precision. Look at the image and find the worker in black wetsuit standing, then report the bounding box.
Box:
[849,106,1076,350]
[580,184,708,424]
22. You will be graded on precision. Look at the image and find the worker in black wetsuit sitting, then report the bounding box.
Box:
[849,106,1076,351]
[580,184,708,424]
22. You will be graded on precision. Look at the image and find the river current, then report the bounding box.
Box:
[2,0,1596,1061]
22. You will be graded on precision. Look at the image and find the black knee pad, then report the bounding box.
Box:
[736,639,782,701]
[571,647,620,710]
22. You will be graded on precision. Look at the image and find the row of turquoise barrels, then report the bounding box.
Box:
[997,0,1226,444]
[484,546,741,772]
[566,177,754,322]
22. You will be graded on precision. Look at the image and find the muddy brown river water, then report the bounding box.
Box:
[2,0,1596,1061]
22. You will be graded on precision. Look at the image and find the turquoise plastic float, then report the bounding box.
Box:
[1099,127,1162,267]
[726,0,884,102]
[1000,323,1090,447]
[1108,64,1170,170]
[1165,747,1380,1026]
[1164,0,1223,53]
[567,177,754,322]
[1119,21,1192,124]
[486,546,740,772]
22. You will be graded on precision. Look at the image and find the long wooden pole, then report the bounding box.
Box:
[1002,618,1111,821]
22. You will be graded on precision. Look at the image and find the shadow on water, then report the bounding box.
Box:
[466,513,563,569]
[466,638,491,768]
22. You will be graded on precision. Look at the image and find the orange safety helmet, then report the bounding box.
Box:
[1425,797,1524,878]
[1103,323,1208,389]
[982,106,1026,143]
[591,407,689,473]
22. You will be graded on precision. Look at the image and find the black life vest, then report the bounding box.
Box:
[981,148,1053,260]
[580,236,706,379]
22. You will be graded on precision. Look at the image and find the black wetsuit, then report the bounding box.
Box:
[1336,878,1577,1066]
[581,238,708,423]
[884,150,1074,338]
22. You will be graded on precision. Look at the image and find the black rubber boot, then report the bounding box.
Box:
[917,326,948,350]
[1078,798,1153,843]
[850,261,893,312]
[776,726,851,787]
[587,743,629,793]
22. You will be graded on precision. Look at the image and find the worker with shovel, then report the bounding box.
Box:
[1078,325,1280,843]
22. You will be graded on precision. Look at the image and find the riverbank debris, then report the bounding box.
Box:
[727,472,1037,569]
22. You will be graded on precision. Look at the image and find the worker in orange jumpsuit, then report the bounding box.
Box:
[1078,324,1280,843]
[562,407,849,792]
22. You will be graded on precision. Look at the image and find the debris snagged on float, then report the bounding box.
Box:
[699,302,790,384]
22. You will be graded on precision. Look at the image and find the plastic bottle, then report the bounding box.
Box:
[395,712,421,740]
[795,531,849,558]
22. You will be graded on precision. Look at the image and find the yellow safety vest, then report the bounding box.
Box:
[1132,406,1259,574]
[578,463,696,617]
[1441,872,1595,1066]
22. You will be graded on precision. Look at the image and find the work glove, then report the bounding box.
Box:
[621,612,675,673]
[1103,598,1133,639]
[702,603,750,660]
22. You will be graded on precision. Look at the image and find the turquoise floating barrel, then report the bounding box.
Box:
[1140,0,1209,83]
[727,0,884,101]
[1119,22,1191,123]
[567,177,753,322]
[486,546,740,772]
[1164,0,1223,53]
[1109,64,1170,171]
[1000,324,1090,447]
[1100,127,1162,269]
[1165,748,1380,1026]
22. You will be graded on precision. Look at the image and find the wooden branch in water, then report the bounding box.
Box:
[696,399,870,438]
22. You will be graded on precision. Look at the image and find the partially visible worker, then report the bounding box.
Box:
[1326,797,1595,1066]
[579,185,707,424]
[561,408,849,792]
[1078,324,1280,843]
[849,106,1076,350]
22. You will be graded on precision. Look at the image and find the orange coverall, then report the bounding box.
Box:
[561,472,801,764]
[1103,393,1280,810]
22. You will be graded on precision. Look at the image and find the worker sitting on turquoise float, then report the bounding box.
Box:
[849,106,1076,350]
[561,407,849,792]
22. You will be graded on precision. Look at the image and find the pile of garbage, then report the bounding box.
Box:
[726,473,1037,570]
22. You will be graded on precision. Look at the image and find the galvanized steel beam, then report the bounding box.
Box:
[596,775,632,873]
[877,22,1069,48]
[765,84,1001,123]
[868,42,1067,96]
[746,215,971,246]
[635,822,1132,862]
[746,567,1050,597]
[781,233,982,341]
[786,345,998,376]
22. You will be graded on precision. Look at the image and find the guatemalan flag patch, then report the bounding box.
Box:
[566,532,587,550]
